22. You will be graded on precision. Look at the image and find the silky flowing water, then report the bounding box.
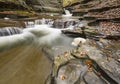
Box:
[0,16,76,84]
[0,44,52,84]
[0,15,120,84]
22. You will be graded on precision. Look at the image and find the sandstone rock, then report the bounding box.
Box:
[65,0,120,38]
[0,0,62,15]
[46,39,120,84]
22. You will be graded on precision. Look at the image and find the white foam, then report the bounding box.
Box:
[71,37,86,46]
[0,23,63,50]
[62,8,72,17]
[0,18,77,51]
[0,32,34,49]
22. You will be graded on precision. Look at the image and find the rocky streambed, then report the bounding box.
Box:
[0,0,119,84]
[40,18,120,84]
[45,38,120,84]
[0,17,119,84]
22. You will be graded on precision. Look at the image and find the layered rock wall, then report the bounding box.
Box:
[65,0,120,36]
[0,0,62,13]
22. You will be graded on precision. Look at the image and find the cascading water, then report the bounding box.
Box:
[0,18,76,52]
[64,9,71,15]
[25,21,35,28]
[41,18,46,24]
[25,18,54,28]
[24,20,75,52]
[0,17,83,84]
[0,6,119,84]
[62,8,72,17]
[0,27,23,36]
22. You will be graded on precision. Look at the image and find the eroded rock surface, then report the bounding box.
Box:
[0,0,62,18]
[45,39,120,84]
[65,0,120,38]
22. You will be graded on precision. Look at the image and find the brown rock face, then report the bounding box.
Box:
[0,0,62,13]
[65,0,120,37]
[67,0,120,18]
[27,0,62,13]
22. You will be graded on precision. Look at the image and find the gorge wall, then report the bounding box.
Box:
[0,0,62,13]
[65,0,120,30]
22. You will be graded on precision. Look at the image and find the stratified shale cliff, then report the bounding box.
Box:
[0,0,62,13]
[64,0,120,37]
[44,1,120,84]
[65,0,120,25]
[26,0,62,13]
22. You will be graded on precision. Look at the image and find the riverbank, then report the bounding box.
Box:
[46,37,120,84]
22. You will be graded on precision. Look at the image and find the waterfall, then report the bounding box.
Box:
[0,27,23,37]
[41,18,46,24]
[25,21,35,28]
[62,8,72,17]
[25,18,54,28]
[64,8,71,15]
[0,18,76,51]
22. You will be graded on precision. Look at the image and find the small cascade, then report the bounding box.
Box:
[41,18,46,24]
[25,18,54,28]
[0,27,23,36]
[34,18,47,25]
[64,9,71,15]
[24,18,81,29]
[35,19,53,25]
[25,21,35,28]
[45,19,54,26]
[34,19,42,25]
[62,8,72,17]
[53,19,80,28]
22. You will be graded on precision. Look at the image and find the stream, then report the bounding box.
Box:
[0,16,77,84]
[0,15,119,84]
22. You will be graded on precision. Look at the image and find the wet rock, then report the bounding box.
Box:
[84,72,107,84]
[0,19,25,27]
[53,19,79,28]
[55,60,87,84]
[65,0,120,40]
[47,39,120,84]
[53,20,66,28]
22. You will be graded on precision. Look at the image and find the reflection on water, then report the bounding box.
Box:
[0,44,51,84]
